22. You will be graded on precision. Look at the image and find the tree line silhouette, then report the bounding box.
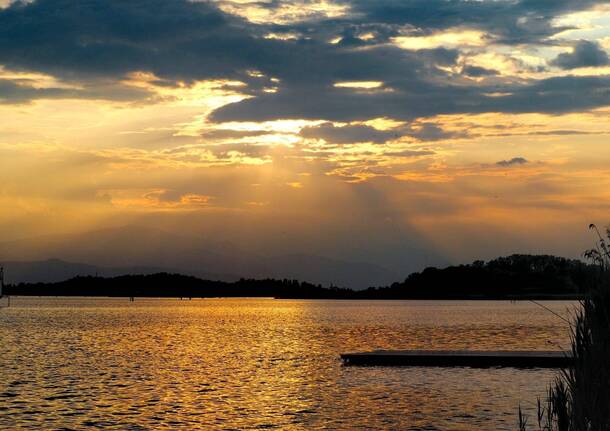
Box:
[5,254,595,299]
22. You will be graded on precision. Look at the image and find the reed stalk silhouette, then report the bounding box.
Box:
[519,224,610,431]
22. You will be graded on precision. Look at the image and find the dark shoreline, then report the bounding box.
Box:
[3,254,593,301]
[3,292,583,301]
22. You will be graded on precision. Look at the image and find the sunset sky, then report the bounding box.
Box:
[1,0,610,275]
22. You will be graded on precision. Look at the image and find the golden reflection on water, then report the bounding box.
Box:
[0,298,575,430]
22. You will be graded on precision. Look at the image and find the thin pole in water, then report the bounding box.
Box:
[0,266,7,308]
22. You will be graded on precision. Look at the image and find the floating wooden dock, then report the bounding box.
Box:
[341,350,573,368]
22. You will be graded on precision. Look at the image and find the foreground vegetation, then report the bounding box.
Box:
[520,226,610,430]
[5,254,595,299]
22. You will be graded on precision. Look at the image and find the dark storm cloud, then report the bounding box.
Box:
[0,0,457,100]
[211,75,610,122]
[335,0,609,45]
[257,0,605,45]
[404,123,469,141]
[0,0,257,81]
[462,65,498,77]
[0,0,438,87]
[300,122,399,144]
[496,157,528,167]
[550,41,610,70]
[298,121,465,145]
[495,76,610,114]
[0,0,610,119]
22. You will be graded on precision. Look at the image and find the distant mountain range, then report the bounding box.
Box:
[0,226,397,289]
[5,254,591,300]
[0,259,229,285]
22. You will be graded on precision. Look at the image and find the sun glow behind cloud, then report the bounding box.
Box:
[0,0,609,268]
[334,81,384,89]
[216,0,349,24]
[392,29,488,50]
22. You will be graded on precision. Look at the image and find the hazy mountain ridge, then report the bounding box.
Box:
[6,254,592,300]
[0,226,397,288]
[0,259,236,285]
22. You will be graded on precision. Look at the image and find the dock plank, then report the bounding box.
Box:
[340,350,573,368]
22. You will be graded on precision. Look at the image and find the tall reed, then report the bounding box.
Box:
[520,225,610,430]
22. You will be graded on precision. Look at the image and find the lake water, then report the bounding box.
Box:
[0,298,576,430]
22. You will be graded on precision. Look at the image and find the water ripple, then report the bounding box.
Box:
[0,298,575,430]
